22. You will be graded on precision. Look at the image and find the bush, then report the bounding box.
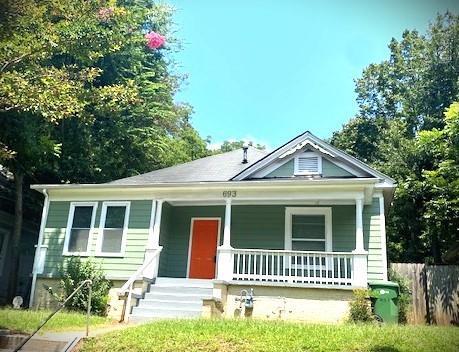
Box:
[388,269,411,324]
[60,257,112,316]
[349,289,373,322]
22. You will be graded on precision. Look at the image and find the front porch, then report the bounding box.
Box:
[142,196,384,289]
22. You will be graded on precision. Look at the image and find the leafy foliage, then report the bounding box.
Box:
[0,0,208,298]
[388,269,412,324]
[348,289,373,322]
[60,257,111,316]
[212,140,266,154]
[331,12,459,264]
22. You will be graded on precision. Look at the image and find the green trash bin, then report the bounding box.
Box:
[368,281,399,324]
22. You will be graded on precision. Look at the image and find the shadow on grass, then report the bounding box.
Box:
[369,346,400,352]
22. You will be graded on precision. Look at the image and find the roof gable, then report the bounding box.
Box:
[231,131,395,184]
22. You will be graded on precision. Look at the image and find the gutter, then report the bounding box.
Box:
[30,178,383,192]
[29,188,49,308]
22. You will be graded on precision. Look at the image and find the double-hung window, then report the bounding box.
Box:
[64,202,97,255]
[97,202,130,256]
[285,207,332,252]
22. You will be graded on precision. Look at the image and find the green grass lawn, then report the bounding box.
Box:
[80,319,459,352]
[0,308,115,334]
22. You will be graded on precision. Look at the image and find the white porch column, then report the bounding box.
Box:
[148,199,163,249]
[144,200,163,280]
[217,199,233,281]
[352,197,368,287]
[222,198,232,248]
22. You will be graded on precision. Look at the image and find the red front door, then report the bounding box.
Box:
[188,219,219,279]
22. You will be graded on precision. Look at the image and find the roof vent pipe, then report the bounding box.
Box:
[242,143,249,164]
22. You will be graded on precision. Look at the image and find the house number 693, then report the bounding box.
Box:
[222,190,237,198]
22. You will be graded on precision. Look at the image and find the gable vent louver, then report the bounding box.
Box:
[297,156,319,174]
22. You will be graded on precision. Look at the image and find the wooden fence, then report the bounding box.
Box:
[390,263,459,325]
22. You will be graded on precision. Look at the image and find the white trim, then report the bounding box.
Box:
[147,200,157,248]
[63,202,98,256]
[222,198,232,248]
[96,201,130,257]
[169,199,358,206]
[294,151,322,175]
[186,217,221,279]
[149,200,163,249]
[379,195,388,280]
[29,189,49,307]
[232,131,396,183]
[31,176,383,191]
[354,198,365,252]
[284,207,332,251]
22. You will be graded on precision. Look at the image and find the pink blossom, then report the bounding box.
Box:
[98,7,114,22]
[145,31,165,50]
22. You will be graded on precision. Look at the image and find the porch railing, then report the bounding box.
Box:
[119,246,162,321]
[231,249,354,286]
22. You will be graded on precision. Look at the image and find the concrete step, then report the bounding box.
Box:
[155,277,213,288]
[131,306,201,319]
[144,291,212,301]
[130,278,213,321]
[138,298,202,310]
[148,286,212,296]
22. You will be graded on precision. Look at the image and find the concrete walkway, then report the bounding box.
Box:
[1,323,133,352]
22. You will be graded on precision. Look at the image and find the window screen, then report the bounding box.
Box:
[291,214,326,251]
[68,206,94,253]
[100,205,127,253]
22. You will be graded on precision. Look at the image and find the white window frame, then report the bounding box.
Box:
[96,201,130,257]
[285,207,332,252]
[294,152,322,175]
[63,202,98,256]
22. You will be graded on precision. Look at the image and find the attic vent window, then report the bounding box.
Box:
[294,152,322,175]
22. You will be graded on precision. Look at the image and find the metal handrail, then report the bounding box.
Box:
[13,279,92,352]
[119,248,161,294]
[119,248,162,322]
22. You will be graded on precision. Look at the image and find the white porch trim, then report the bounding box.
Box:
[352,197,368,287]
[217,199,233,281]
[147,199,163,249]
[29,189,50,307]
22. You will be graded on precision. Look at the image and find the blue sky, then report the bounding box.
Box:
[170,0,458,150]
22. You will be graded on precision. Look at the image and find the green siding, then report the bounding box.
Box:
[41,198,386,282]
[364,198,384,281]
[158,202,385,280]
[266,160,294,177]
[159,206,225,278]
[41,200,152,279]
[265,158,354,178]
[322,159,354,177]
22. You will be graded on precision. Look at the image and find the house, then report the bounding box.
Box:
[29,131,395,322]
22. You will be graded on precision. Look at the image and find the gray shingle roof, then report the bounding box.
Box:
[109,147,268,184]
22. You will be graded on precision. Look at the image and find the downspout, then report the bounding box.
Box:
[28,188,49,308]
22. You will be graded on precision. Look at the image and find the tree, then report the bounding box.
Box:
[212,140,266,154]
[331,13,459,263]
[0,0,207,300]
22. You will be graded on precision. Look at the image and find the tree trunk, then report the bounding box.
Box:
[7,169,24,301]
[431,231,441,264]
